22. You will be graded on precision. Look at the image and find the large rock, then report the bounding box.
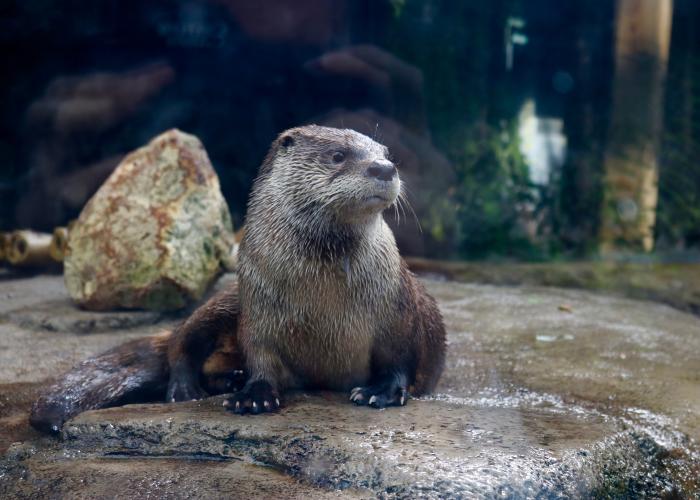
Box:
[64,129,235,310]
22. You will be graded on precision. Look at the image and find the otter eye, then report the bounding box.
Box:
[332,151,346,164]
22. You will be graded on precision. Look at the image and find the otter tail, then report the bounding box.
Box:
[30,332,171,434]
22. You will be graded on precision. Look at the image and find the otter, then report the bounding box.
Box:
[30,125,446,432]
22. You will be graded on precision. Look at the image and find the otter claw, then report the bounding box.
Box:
[350,387,365,402]
[223,380,280,415]
[166,376,206,403]
[349,383,409,409]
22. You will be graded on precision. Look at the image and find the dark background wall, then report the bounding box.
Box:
[1,0,698,260]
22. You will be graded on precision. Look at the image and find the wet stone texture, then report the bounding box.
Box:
[63,129,236,311]
[1,274,699,498]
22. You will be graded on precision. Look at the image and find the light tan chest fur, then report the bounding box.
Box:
[241,223,401,390]
[279,262,389,389]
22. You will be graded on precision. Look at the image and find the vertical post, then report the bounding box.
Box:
[599,0,673,253]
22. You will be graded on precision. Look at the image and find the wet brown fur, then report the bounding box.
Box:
[30,125,446,432]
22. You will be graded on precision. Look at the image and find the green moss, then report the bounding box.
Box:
[140,280,187,311]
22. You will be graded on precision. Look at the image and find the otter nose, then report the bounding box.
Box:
[366,161,397,182]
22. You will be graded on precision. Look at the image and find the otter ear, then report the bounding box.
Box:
[280,134,295,150]
[259,132,295,175]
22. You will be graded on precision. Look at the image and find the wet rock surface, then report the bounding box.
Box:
[1,274,699,498]
[407,257,700,317]
[2,445,356,499]
[2,275,167,334]
[0,275,177,384]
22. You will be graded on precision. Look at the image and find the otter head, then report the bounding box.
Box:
[262,125,400,226]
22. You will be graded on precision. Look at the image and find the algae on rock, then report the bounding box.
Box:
[64,129,235,311]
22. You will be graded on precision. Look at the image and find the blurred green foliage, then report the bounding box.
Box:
[386,0,699,260]
[385,0,545,259]
[452,120,540,259]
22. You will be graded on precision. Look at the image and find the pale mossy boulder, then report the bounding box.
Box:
[64,129,235,311]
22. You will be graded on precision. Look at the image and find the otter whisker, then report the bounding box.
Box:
[393,185,407,227]
[392,201,401,226]
[398,190,422,234]
[392,195,405,227]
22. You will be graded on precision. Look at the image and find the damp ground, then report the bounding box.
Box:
[1,273,698,498]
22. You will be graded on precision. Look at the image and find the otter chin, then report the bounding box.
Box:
[363,194,394,207]
[30,125,446,432]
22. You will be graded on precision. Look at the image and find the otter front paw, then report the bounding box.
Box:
[223,380,281,415]
[166,373,207,402]
[203,369,246,395]
[350,383,409,409]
